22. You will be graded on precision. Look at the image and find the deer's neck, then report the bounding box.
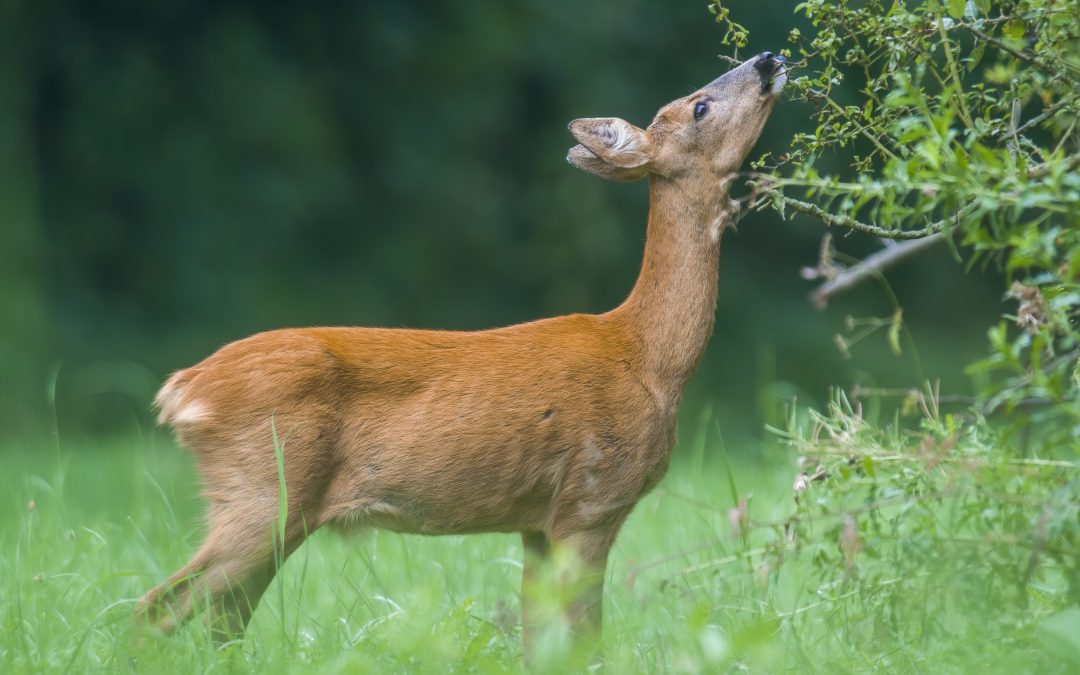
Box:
[611,176,731,408]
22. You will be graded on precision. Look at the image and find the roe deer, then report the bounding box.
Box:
[137,52,786,650]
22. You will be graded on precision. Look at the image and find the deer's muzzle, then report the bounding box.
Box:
[754,52,786,95]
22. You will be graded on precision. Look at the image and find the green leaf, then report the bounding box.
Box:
[1003,20,1026,40]
[946,0,965,19]
[967,42,985,72]
[862,455,877,478]
[1037,609,1080,666]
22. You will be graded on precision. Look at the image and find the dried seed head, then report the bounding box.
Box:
[793,473,811,495]
[1005,282,1046,335]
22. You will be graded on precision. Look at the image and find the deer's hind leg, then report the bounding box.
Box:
[138,410,341,642]
[136,498,304,643]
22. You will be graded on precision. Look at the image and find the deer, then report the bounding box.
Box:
[135,51,786,653]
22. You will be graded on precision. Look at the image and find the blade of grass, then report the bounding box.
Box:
[271,415,290,644]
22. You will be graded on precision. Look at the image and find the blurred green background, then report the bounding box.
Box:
[0,0,1003,447]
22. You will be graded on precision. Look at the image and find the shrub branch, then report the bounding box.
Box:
[809,233,947,308]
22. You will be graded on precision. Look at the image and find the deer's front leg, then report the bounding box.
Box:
[553,528,615,641]
[519,524,617,668]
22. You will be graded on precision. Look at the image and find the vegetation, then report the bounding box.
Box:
[4,426,1071,674]
[716,0,1080,669]
[2,0,1078,672]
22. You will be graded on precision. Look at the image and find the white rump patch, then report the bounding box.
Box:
[154,371,195,425]
[154,380,180,412]
[172,400,210,424]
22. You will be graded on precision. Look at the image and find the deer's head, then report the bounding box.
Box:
[567,52,785,184]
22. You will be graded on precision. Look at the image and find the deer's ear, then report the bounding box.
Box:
[566,144,648,182]
[568,118,653,169]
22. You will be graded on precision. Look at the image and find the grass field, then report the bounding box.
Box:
[1,418,1074,673]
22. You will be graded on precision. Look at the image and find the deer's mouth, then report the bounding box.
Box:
[754,52,786,96]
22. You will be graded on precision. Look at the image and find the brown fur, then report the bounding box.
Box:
[136,53,785,647]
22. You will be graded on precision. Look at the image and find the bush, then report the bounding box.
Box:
[711,0,1080,667]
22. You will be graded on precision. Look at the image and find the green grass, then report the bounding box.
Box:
[0,424,1073,673]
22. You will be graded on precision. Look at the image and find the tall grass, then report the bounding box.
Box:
[0,415,1075,673]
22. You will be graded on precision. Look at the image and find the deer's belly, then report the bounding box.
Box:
[329,422,674,537]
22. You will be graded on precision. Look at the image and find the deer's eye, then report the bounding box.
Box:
[693,100,709,121]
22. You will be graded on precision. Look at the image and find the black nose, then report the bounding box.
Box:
[754,51,784,75]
